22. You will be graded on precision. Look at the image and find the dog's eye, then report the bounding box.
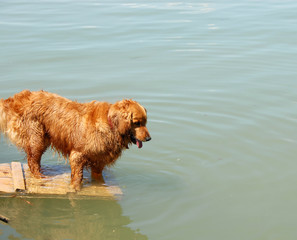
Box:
[134,121,141,127]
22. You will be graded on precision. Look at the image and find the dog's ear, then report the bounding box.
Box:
[108,100,133,135]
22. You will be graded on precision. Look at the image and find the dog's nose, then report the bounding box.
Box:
[145,136,151,142]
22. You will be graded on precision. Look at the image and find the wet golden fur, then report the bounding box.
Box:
[0,90,151,190]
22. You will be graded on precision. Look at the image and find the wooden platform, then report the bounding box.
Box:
[0,162,122,198]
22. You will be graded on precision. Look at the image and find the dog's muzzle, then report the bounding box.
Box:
[131,135,151,149]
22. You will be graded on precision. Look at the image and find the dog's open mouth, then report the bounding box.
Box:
[131,135,143,149]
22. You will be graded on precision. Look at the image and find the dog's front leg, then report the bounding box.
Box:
[69,151,86,191]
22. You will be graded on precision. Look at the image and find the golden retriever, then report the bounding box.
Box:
[0,90,151,190]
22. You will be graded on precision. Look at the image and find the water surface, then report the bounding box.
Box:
[1,0,297,239]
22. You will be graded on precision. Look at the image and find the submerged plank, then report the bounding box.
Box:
[0,162,122,197]
[23,163,122,197]
[11,162,26,192]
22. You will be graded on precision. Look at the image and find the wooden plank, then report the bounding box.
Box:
[23,164,69,194]
[106,186,123,195]
[11,162,26,192]
[0,162,122,197]
[22,163,122,197]
[0,163,12,177]
[0,177,14,193]
[0,163,14,193]
[77,185,115,197]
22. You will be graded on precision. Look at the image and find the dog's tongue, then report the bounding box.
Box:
[136,139,143,149]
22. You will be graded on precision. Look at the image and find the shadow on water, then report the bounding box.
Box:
[0,197,147,240]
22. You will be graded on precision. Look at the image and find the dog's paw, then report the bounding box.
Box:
[31,171,45,179]
[70,182,82,191]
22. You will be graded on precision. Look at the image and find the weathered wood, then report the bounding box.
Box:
[0,162,122,198]
[0,163,14,193]
[0,177,14,193]
[0,163,12,177]
[11,162,26,192]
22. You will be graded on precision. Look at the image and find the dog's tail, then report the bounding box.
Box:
[0,99,7,135]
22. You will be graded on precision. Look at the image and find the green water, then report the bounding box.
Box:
[1,0,297,239]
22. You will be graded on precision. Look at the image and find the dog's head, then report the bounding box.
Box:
[108,99,151,148]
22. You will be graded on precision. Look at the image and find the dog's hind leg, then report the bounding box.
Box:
[25,122,49,178]
[69,151,87,191]
[26,147,44,178]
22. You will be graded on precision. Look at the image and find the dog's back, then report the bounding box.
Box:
[0,90,81,151]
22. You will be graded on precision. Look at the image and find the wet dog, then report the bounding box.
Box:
[0,90,151,190]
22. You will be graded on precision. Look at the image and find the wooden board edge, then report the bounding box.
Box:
[11,162,26,192]
[106,186,123,196]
